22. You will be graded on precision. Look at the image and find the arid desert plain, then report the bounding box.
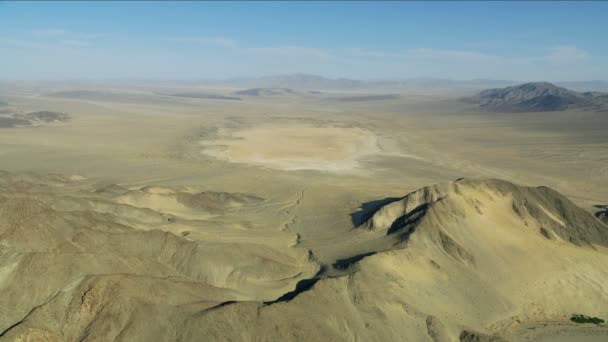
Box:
[0,79,607,341]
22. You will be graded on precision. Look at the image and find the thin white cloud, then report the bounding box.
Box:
[510,45,591,65]
[245,46,333,58]
[546,45,589,64]
[342,47,501,62]
[33,28,67,36]
[24,29,110,48]
[0,37,45,48]
[344,45,592,67]
[76,32,111,39]
[0,37,91,49]
[166,35,334,59]
[60,40,91,47]
[166,36,238,48]
[346,48,402,58]
[405,48,500,62]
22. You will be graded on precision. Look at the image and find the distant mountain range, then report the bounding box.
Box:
[7,75,608,93]
[198,73,608,92]
[465,82,608,112]
[212,74,517,91]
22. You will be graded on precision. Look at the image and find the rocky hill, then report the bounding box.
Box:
[465,82,607,112]
[2,173,607,341]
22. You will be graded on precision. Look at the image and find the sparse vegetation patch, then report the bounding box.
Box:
[570,314,605,324]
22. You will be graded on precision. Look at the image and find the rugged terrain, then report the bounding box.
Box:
[0,80,607,341]
[0,172,607,341]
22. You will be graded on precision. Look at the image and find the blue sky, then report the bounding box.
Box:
[1,1,607,81]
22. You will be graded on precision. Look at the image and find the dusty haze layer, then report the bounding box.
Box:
[0,81,607,341]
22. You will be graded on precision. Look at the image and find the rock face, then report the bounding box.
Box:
[362,178,608,248]
[465,82,607,112]
[595,205,608,225]
[598,211,608,224]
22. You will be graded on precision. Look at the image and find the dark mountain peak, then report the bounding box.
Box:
[520,81,559,88]
[467,81,606,112]
[512,81,569,93]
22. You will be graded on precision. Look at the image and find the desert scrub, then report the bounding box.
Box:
[570,314,605,324]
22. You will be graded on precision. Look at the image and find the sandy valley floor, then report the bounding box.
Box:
[201,125,381,171]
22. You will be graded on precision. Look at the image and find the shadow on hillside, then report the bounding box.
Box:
[350,197,401,227]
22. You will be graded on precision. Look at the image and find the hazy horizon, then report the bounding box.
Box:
[1,73,607,83]
[1,1,607,81]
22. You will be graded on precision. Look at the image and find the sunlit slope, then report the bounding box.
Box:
[0,171,318,341]
[185,179,608,341]
[1,173,606,341]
